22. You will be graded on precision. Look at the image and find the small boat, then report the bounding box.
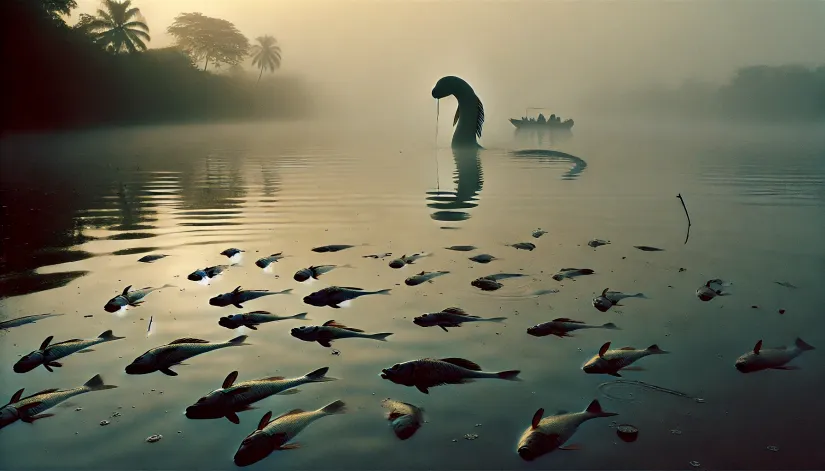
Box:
[510,108,574,131]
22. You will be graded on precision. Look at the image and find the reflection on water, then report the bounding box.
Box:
[510,149,588,180]
[426,147,483,222]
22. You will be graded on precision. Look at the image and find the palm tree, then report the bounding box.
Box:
[250,36,281,83]
[85,0,150,54]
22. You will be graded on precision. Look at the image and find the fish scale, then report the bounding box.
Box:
[263,409,326,439]
[13,387,88,417]
[229,378,305,405]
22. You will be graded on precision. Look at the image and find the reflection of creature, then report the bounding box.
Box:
[511,150,588,180]
[426,147,483,222]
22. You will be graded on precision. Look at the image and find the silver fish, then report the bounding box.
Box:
[0,313,64,331]
[233,400,347,467]
[388,252,429,269]
[291,321,393,348]
[413,307,506,332]
[380,358,521,394]
[293,265,343,282]
[510,242,536,251]
[0,374,117,429]
[517,400,618,461]
[303,286,391,308]
[188,265,228,282]
[382,398,424,440]
[532,229,547,238]
[138,254,169,263]
[103,284,173,312]
[221,248,244,258]
[255,253,286,269]
[311,244,356,253]
[13,330,125,373]
[696,279,730,301]
[185,367,337,423]
[527,318,619,338]
[405,270,450,286]
[735,338,815,373]
[209,286,293,308]
[588,239,611,248]
[583,342,669,377]
[445,245,477,252]
[592,288,645,312]
[551,268,595,281]
[125,335,250,376]
[219,311,308,330]
[469,254,497,264]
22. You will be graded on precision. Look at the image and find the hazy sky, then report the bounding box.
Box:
[71,0,825,127]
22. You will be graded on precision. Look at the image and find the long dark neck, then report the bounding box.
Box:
[452,88,482,149]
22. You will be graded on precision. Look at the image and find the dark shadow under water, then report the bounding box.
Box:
[510,149,588,180]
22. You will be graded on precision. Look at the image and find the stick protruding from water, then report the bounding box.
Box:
[677,193,691,244]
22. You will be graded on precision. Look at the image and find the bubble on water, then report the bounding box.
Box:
[474,424,482,427]
[766,445,779,452]
[670,429,682,435]
[99,420,110,426]
[463,434,479,440]
[146,434,163,443]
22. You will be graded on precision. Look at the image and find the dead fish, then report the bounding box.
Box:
[485,273,527,281]
[532,229,547,238]
[103,284,173,312]
[303,286,391,308]
[233,400,347,467]
[696,279,730,301]
[0,374,117,429]
[382,398,424,440]
[592,288,645,312]
[471,277,502,291]
[0,313,64,331]
[14,330,125,373]
[634,245,664,252]
[445,245,477,252]
[469,254,497,264]
[774,281,798,289]
[218,311,308,330]
[255,253,285,269]
[588,239,611,248]
[125,335,250,376]
[185,367,337,423]
[551,268,595,281]
[221,248,244,258]
[293,265,345,282]
[517,400,618,461]
[510,242,536,251]
[363,253,392,259]
[527,318,619,338]
[311,244,356,253]
[583,342,669,377]
[405,271,450,286]
[138,254,169,263]
[209,286,293,308]
[188,265,228,282]
[290,321,393,348]
[380,358,521,394]
[388,252,428,269]
[413,307,507,332]
[735,338,815,373]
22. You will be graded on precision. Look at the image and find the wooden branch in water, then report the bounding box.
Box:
[677,193,691,244]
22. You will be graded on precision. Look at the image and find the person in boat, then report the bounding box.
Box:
[537,113,546,123]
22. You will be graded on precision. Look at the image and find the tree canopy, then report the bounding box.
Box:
[167,12,250,71]
[251,35,282,82]
[78,0,150,53]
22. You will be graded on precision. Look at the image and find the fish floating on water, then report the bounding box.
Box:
[104,284,173,312]
[188,265,229,282]
[0,313,64,331]
[382,398,424,440]
[311,244,356,253]
[14,330,125,373]
[210,286,293,308]
[293,265,346,282]
[291,321,393,348]
[380,358,521,394]
[551,268,595,281]
[445,245,477,252]
[532,229,547,238]
[221,248,244,258]
[583,342,669,377]
[735,338,815,373]
[255,253,285,269]
[303,286,391,308]
[405,271,450,286]
[413,307,506,332]
[185,367,337,424]
[516,399,618,461]
[388,253,429,269]
[592,288,645,312]
[527,318,619,338]
[233,400,347,467]
[588,239,611,248]
[138,254,169,263]
[634,245,664,252]
[363,253,392,259]
[0,374,117,429]
[469,254,497,264]
[219,311,308,330]
[125,335,250,376]
[509,242,536,251]
[471,273,527,292]
[696,279,730,301]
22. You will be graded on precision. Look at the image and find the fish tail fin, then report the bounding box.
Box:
[647,344,669,354]
[795,337,815,351]
[585,399,618,417]
[375,289,392,295]
[320,400,347,415]
[84,374,118,391]
[486,317,508,322]
[228,335,250,346]
[305,366,338,382]
[276,289,293,295]
[369,332,394,341]
[602,323,620,330]
[496,370,522,381]
[98,330,125,340]
[291,312,309,320]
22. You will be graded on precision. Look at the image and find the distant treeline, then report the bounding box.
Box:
[1,0,314,134]
[593,65,825,122]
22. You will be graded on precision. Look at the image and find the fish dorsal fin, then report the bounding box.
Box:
[168,338,209,345]
[475,94,485,138]
[222,371,238,389]
[553,318,583,323]
[599,342,611,357]
[233,286,242,293]
[531,408,544,429]
[322,320,338,327]
[442,307,468,316]
[601,288,609,296]
[257,411,272,431]
[338,286,363,291]
[39,336,54,350]
[122,285,132,296]
[453,107,460,127]
[322,320,363,332]
[30,388,60,397]
[753,340,763,355]
[9,388,25,404]
[274,409,305,421]
[261,376,285,381]
[439,358,482,371]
